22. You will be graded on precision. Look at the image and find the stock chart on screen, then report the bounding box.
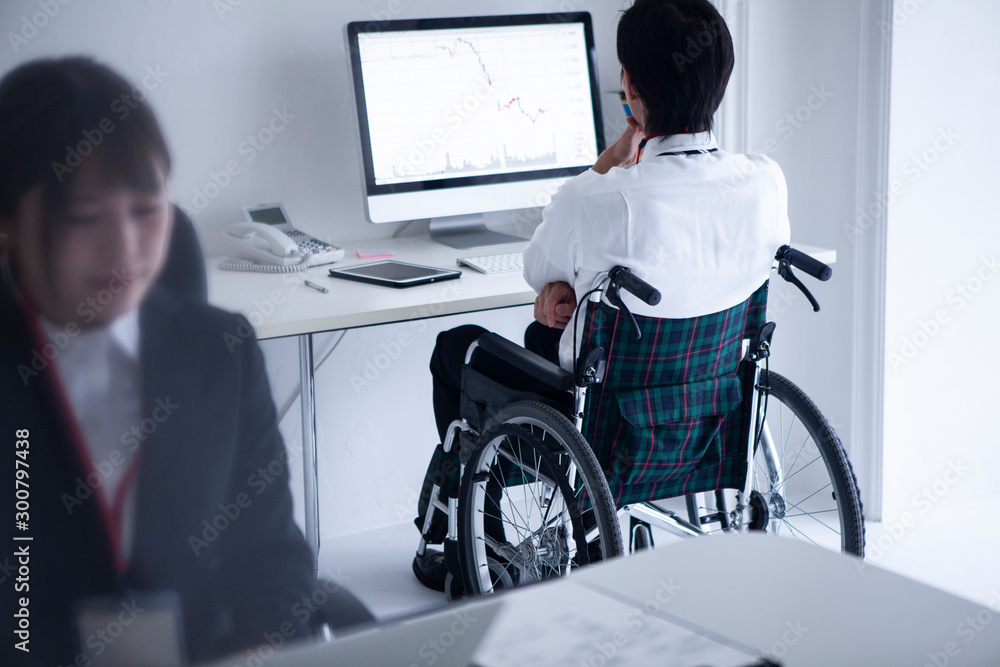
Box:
[354,22,599,186]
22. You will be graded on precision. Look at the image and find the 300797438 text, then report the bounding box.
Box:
[13,428,33,654]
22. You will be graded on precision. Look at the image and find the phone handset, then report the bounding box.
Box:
[222,222,311,271]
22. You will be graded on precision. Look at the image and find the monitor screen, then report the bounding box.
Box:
[347,13,604,245]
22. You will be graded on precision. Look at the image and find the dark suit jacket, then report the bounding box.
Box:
[1,281,316,665]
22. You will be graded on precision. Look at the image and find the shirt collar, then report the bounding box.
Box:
[39,308,141,361]
[108,309,141,360]
[638,132,718,164]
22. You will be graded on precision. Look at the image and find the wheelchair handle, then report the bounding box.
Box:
[774,245,831,313]
[776,245,832,281]
[608,266,662,306]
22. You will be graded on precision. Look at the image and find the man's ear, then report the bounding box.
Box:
[622,69,639,102]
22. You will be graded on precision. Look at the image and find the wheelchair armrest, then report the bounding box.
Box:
[472,332,575,392]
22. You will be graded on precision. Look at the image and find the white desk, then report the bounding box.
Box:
[206,237,533,339]
[204,532,1000,666]
[206,237,836,561]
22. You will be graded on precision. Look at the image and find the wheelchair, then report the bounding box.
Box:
[415,246,865,597]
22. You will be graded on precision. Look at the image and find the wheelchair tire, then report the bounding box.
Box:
[457,401,624,595]
[751,371,865,557]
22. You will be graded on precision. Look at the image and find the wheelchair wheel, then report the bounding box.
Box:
[686,372,865,557]
[457,401,624,595]
[751,371,865,556]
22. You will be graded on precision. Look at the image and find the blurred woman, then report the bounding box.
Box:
[0,57,316,665]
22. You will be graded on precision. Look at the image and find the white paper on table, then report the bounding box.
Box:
[472,578,765,667]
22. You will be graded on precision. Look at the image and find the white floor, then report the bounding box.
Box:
[319,495,1000,621]
[863,497,1000,611]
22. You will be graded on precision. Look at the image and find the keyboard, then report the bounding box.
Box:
[458,251,524,274]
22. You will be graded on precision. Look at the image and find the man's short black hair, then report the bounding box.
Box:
[617,0,734,136]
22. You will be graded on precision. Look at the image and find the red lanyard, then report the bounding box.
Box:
[20,294,140,574]
[636,133,663,162]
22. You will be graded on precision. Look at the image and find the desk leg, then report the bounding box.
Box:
[298,334,320,569]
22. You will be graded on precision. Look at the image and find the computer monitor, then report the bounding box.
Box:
[347,13,605,248]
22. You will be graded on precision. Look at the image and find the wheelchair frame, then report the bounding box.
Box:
[416,246,865,597]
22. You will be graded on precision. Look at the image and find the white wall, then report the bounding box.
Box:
[0,0,880,541]
[744,1,879,512]
[883,0,1000,542]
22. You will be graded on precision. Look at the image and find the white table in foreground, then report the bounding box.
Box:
[202,532,999,666]
[474,532,1000,666]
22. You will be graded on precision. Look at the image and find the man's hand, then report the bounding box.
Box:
[534,281,577,329]
[592,117,644,175]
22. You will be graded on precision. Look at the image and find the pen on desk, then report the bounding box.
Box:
[304,280,329,294]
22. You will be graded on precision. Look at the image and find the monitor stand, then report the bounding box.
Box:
[428,214,527,249]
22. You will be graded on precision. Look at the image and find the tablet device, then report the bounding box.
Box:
[328,260,461,288]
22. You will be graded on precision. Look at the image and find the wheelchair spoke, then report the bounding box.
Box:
[782,508,840,518]
[782,431,811,482]
[783,480,832,508]
[779,497,841,536]
[775,517,824,548]
[780,453,823,485]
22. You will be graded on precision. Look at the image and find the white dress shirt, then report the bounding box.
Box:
[523,132,791,370]
[42,310,142,563]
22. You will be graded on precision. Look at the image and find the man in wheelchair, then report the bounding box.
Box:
[413,0,790,592]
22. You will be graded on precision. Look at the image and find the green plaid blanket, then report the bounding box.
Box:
[581,282,769,506]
